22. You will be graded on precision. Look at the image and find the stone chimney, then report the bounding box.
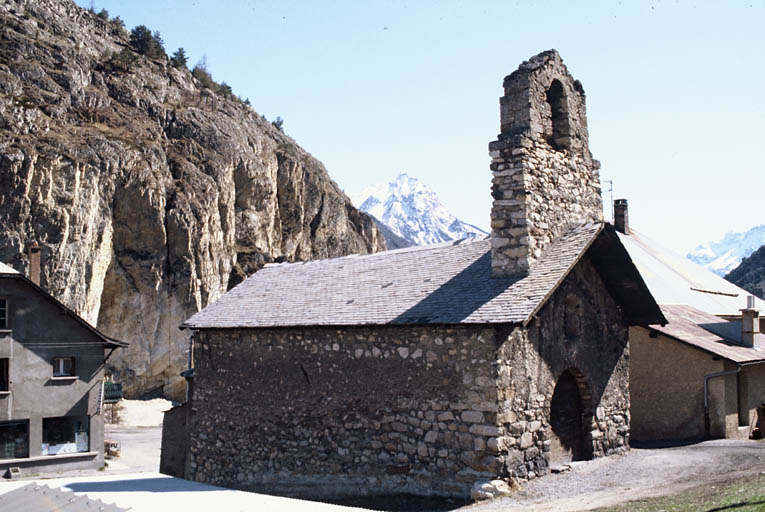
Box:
[28,241,41,286]
[489,50,603,277]
[614,199,629,234]
[740,295,762,348]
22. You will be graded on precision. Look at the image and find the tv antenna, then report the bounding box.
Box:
[605,180,614,221]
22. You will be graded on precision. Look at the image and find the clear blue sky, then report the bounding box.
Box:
[76,0,764,254]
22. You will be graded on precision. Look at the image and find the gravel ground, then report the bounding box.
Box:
[465,439,765,512]
[103,425,162,474]
[12,400,765,512]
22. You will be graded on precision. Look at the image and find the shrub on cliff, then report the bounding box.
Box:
[102,47,139,73]
[171,48,188,69]
[129,25,166,60]
[110,16,127,36]
[218,82,233,98]
[192,63,215,89]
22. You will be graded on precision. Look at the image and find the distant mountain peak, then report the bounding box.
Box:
[352,174,487,247]
[687,225,765,276]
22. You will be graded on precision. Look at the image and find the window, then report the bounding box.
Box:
[0,420,28,459]
[53,357,75,378]
[42,416,89,455]
[0,358,8,392]
[0,299,7,329]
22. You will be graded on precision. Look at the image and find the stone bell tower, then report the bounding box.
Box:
[489,50,603,277]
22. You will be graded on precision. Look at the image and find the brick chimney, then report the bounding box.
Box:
[489,50,603,277]
[740,295,762,348]
[614,199,629,234]
[28,241,41,286]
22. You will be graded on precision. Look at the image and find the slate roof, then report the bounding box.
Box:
[184,222,662,329]
[618,230,763,317]
[650,304,765,363]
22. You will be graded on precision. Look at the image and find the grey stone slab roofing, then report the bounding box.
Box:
[183,223,604,329]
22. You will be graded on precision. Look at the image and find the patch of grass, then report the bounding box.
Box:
[594,474,765,512]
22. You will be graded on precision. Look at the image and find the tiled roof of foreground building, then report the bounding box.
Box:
[651,303,765,363]
[184,222,663,329]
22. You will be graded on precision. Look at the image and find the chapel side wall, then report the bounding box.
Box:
[630,328,723,441]
[187,325,500,498]
[495,255,629,480]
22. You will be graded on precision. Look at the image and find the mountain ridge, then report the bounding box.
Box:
[687,225,765,276]
[352,173,487,247]
[725,243,765,300]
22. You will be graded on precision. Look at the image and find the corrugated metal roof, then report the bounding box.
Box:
[651,304,765,363]
[184,223,604,328]
[618,230,763,317]
[0,483,127,512]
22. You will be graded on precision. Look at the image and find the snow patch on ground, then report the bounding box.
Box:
[118,399,174,427]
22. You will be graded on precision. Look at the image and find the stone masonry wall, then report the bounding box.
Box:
[183,254,630,496]
[490,50,603,277]
[495,255,630,480]
[186,325,502,498]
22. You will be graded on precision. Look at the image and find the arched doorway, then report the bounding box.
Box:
[549,369,589,465]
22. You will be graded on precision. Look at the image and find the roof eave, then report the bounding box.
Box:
[646,326,765,365]
[587,224,667,326]
[3,273,128,348]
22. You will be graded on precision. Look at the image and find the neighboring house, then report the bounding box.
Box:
[631,303,765,441]
[612,201,765,441]
[613,200,764,318]
[165,50,665,499]
[0,252,127,475]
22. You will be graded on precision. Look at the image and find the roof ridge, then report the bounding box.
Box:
[263,236,489,268]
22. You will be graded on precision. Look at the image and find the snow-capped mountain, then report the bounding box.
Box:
[351,173,487,247]
[687,225,765,276]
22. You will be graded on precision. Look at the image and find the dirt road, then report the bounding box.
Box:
[103,425,162,474]
[466,439,765,512]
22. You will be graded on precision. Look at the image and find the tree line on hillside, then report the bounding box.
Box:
[92,5,285,133]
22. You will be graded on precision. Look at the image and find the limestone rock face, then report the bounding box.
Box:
[0,0,384,398]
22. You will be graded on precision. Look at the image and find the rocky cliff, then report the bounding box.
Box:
[0,0,385,398]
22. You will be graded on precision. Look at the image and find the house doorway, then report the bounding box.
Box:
[549,369,587,465]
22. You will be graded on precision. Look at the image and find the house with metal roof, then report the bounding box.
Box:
[166,51,665,499]
[0,246,127,476]
[613,203,764,318]
[612,200,765,441]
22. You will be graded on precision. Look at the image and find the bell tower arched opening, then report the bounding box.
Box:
[545,79,571,150]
